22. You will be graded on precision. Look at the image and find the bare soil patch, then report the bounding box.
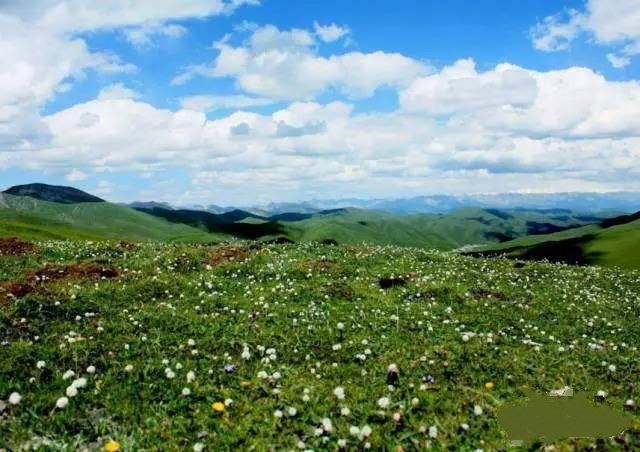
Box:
[206,246,249,266]
[0,281,35,304]
[0,237,36,256]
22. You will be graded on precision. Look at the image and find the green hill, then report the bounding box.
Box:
[470,213,640,269]
[3,183,105,204]
[0,193,222,242]
[0,183,618,249]
[278,207,610,249]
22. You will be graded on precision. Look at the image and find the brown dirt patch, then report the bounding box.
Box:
[27,263,119,283]
[0,281,35,304]
[206,246,249,266]
[0,237,36,256]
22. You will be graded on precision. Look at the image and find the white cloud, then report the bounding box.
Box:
[400,59,538,115]
[530,9,585,52]
[65,168,87,181]
[2,3,640,204]
[3,64,639,205]
[5,0,260,33]
[0,15,134,149]
[401,59,640,138]
[172,24,429,99]
[180,94,273,111]
[0,0,257,156]
[607,53,631,68]
[124,23,188,48]
[98,84,139,100]
[313,22,350,43]
[531,0,640,67]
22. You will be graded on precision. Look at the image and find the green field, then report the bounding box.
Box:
[1,240,638,449]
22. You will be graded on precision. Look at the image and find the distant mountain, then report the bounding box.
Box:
[3,183,105,204]
[124,201,174,210]
[254,192,640,215]
[469,211,640,269]
[176,204,238,214]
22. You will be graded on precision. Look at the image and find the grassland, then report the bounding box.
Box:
[1,240,638,449]
[473,217,640,269]
[0,194,221,243]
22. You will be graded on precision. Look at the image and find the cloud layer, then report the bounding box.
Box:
[1,3,640,204]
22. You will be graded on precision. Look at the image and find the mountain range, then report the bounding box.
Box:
[219,192,640,216]
[1,183,639,268]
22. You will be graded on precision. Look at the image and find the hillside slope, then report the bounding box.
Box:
[470,213,640,269]
[0,193,222,242]
[279,207,610,249]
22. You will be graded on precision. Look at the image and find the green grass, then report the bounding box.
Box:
[1,241,638,449]
[0,194,224,243]
[474,217,640,269]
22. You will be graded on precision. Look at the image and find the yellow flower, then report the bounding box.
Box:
[104,440,120,452]
[212,402,225,412]
[485,382,494,390]
[240,380,251,388]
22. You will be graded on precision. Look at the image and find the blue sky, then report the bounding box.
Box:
[1,0,640,205]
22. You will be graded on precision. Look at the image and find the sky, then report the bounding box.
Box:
[1,0,640,206]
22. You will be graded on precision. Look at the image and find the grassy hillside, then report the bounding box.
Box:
[0,194,223,243]
[1,241,638,449]
[280,207,609,249]
[471,214,640,269]
[0,184,617,250]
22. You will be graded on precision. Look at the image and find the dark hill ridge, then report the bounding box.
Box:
[3,183,104,204]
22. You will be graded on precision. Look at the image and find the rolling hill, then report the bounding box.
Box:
[278,207,611,249]
[0,191,223,242]
[0,183,625,254]
[469,212,640,269]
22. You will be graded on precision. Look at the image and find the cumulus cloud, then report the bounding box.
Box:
[2,2,640,203]
[4,63,639,205]
[530,0,640,67]
[401,59,640,138]
[180,94,273,111]
[0,15,134,149]
[400,59,538,115]
[0,0,257,161]
[313,22,350,43]
[172,24,429,99]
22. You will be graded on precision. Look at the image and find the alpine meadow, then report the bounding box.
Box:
[1,1,640,451]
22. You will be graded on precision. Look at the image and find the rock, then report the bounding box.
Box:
[549,386,573,397]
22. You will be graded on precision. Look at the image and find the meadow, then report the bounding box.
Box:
[1,239,639,450]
